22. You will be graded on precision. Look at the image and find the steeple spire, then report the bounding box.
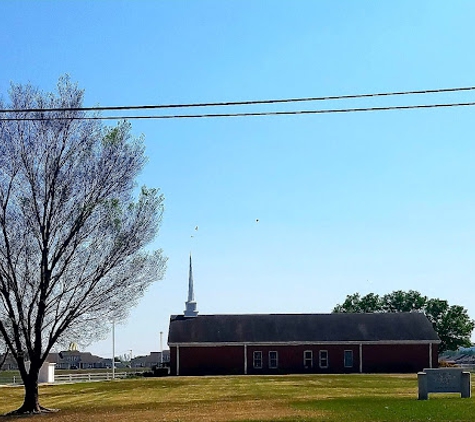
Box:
[188,254,194,302]
[184,254,198,317]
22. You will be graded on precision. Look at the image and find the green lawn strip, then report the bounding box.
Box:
[0,374,473,421]
[292,395,475,422]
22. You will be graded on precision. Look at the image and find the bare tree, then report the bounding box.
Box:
[0,345,8,370]
[0,76,166,413]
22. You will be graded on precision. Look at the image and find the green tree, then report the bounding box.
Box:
[333,292,382,313]
[381,290,428,313]
[424,299,474,353]
[333,290,474,353]
[0,76,166,414]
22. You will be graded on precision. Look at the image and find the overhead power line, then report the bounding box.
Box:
[1,101,475,121]
[0,85,475,114]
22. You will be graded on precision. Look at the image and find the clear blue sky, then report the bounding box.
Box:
[1,1,474,358]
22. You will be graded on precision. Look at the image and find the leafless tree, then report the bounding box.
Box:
[0,344,8,370]
[0,76,166,413]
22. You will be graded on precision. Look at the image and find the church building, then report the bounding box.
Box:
[168,257,440,376]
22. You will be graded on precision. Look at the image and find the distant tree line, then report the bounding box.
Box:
[333,290,474,353]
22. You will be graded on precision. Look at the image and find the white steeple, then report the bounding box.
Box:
[184,254,198,317]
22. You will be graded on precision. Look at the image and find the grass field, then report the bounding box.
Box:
[1,374,475,421]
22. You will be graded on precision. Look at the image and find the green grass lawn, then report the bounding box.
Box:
[1,374,474,421]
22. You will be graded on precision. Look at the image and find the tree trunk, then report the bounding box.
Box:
[12,368,42,414]
[20,375,41,412]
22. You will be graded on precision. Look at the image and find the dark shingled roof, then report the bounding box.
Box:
[168,313,440,344]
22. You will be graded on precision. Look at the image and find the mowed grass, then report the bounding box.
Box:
[1,374,475,421]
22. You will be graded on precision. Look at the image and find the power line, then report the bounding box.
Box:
[0,86,475,114]
[1,101,475,121]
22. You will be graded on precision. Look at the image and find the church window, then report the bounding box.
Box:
[344,350,353,368]
[253,351,262,369]
[304,350,313,368]
[319,350,328,368]
[269,351,278,369]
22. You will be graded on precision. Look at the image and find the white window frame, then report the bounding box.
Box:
[319,350,329,368]
[268,351,278,369]
[253,351,262,369]
[344,350,353,368]
[303,350,313,368]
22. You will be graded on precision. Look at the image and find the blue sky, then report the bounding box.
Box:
[1,1,475,358]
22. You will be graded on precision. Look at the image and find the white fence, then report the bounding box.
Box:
[55,371,128,383]
[0,372,130,386]
[0,375,22,385]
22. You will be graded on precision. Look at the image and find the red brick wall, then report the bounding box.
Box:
[170,343,437,376]
[170,346,177,375]
[171,346,244,376]
[433,344,438,367]
[246,345,360,374]
[362,344,433,373]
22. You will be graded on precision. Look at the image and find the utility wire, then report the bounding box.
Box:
[0,86,475,114]
[1,101,475,121]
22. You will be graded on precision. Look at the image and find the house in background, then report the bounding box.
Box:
[168,257,440,376]
[47,350,112,369]
[131,351,170,368]
[439,347,475,368]
[0,349,111,370]
[0,353,21,370]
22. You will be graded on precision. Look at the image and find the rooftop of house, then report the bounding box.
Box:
[131,351,170,363]
[47,351,110,364]
[168,312,440,344]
